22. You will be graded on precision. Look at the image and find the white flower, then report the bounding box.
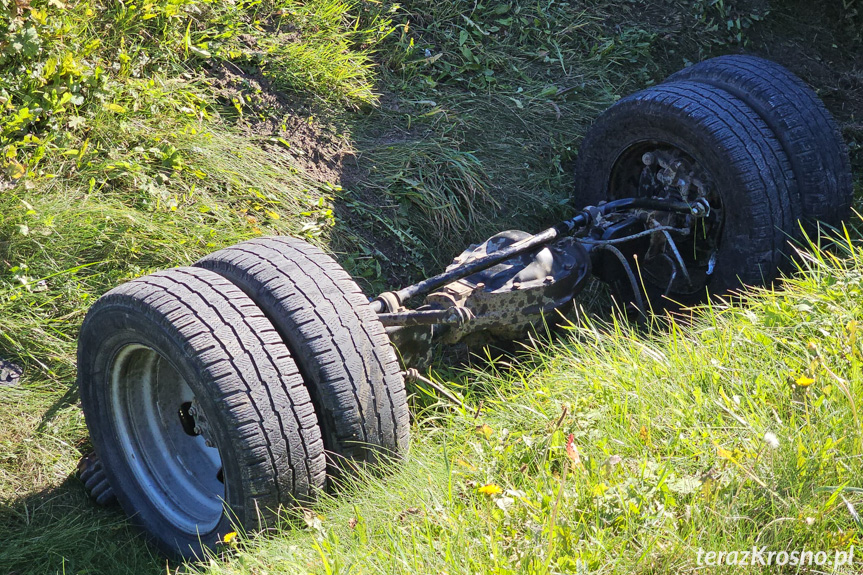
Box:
[764,432,780,450]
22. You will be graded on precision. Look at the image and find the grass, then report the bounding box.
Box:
[0,0,861,573]
[349,0,663,263]
[189,233,863,574]
[366,138,497,237]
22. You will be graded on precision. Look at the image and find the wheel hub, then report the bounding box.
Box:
[608,142,724,297]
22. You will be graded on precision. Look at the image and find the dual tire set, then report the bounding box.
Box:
[575,55,852,306]
[78,238,410,558]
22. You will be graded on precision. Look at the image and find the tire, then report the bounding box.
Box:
[78,267,326,558]
[573,81,799,307]
[78,453,117,506]
[668,54,853,230]
[195,237,410,474]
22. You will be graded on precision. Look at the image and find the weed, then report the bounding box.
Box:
[692,0,771,46]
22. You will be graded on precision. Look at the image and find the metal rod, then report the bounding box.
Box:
[596,242,647,317]
[370,197,705,313]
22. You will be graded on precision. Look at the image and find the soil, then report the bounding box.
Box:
[198,0,862,288]
[203,60,354,186]
[201,60,428,286]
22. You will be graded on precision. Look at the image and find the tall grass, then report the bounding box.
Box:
[0,4,380,572]
[366,139,497,237]
[183,233,863,574]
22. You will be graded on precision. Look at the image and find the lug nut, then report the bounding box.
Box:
[193,426,202,435]
[642,152,655,166]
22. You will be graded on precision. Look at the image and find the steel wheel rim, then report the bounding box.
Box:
[109,344,224,534]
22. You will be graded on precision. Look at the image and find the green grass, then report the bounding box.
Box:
[1,0,862,573]
[7,250,863,572]
[187,233,863,575]
[365,138,497,237]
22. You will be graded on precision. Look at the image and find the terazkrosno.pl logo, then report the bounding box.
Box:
[696,547,855,567]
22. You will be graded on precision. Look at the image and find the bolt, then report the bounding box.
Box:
[188,405,197,417]
[642,152,655,166]
[476,282,486,290]
[512,281,521,289]
[691,199,710,217]
[193,426,202,435]
[544,275,554,284]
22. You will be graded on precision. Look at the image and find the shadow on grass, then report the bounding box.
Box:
[0,476,167,575]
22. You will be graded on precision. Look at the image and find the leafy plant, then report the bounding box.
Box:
[693,0,770,45]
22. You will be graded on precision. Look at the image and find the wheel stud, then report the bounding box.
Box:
[178,401,199,437]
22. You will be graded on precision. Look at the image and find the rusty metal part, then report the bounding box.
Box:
[426,231,591,345]
[373,291,402,314]
[648,148,710,202]
[385,231,592,360]
[634,146,721,295]
[386,324,435,369]
[378,306,474,327]
[381,195,712,365]
[369,197,707,314]
[78,453,117,506]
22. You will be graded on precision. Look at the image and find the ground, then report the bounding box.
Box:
[0,0,862,573]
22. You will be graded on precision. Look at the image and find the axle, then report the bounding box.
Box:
[370,197,708,313]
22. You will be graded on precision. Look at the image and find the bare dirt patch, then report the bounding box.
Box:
[204,60,354,185]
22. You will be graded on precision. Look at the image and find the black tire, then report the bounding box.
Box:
[668,54,853,230]
[574,81,798,307]
[196,237,409,474]
[78,453,117,506]
[78,267,326,559]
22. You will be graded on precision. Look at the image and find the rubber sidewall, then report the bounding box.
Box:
[79,303,242,559]
[574,84,791,300]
